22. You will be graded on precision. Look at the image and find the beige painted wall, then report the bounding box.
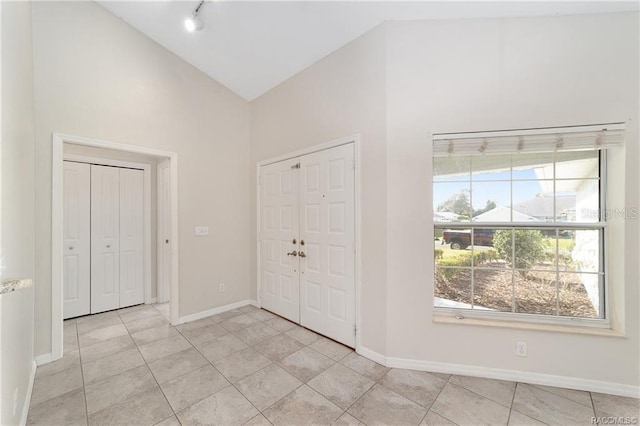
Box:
[63,144,159,299]
[250,25,388,354]
[251,13,640,387]
[385,13,639,387]
[32,2,251,357]
[1,1,36,424]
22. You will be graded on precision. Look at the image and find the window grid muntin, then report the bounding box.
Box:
[434,151,606,323]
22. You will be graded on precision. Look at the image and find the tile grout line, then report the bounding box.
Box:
[126,311,181,424]
[74,319,90,426]
[336,355,396,426]
[528,382,596,409]
[173,308,275,422]
[506,382,519,425]
[589,391,597,419]
[415,373,454,425]
[82,310,172,422]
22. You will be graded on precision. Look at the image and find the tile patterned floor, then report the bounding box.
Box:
[28,304,639,426]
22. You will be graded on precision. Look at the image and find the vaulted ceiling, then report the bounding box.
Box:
[99,1,639,101]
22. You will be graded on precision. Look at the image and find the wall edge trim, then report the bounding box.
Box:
[34,353,53,366]
[358,346,639,398]
[177,299,255,325]
[20,360,37,425]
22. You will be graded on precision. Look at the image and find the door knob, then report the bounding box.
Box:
[298,251,306,258]
[287,251,298,256]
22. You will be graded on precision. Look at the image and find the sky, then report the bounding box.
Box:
[433,169,545,211]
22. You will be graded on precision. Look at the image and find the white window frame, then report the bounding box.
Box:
[432,126,619,329]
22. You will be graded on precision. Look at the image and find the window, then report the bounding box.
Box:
[432,124,624,326]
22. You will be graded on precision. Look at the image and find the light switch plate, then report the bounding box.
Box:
[195,226,209,236]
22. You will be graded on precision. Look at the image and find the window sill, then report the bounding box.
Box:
[433,313,626,338]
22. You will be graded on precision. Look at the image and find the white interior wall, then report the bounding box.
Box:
[31,1,251,358]
[385,13,639,388]
[19,0,638,393]
[63,144,159,299]
[250,25,389,354]
[251,12,639,390]
[1,1,36,424]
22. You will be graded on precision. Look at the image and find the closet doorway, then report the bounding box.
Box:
[258,139,359,348]
[51,133,179,362]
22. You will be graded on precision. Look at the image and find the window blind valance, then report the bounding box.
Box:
[433,123,625,157]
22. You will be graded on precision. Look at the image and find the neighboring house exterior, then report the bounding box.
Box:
[472,205,538,222]
[512,194,576,222]
[433,211,460,222]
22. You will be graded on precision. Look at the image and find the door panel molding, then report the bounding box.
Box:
[257,135,361,349]
[259,158,301,322]
[90,165,121,313]
[63,161,91,319]
[119,168,144,307]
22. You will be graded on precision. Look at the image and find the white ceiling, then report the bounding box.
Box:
[99,1,639,101]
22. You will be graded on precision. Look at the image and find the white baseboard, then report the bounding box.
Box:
[35,353,54,366]
[20,360,37,426]
[356,345,386,365]
[146,297,158,304]
[358,346,640,398]
[177,299,255,325]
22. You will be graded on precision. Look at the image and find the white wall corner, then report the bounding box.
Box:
[356,345,387,366]
[20,360,37,426]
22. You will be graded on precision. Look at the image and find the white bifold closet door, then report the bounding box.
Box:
[63,162,91,319]
[259,143,355,347]
[91,165,121,313]
[119,168,145,308]
[90,165,144,314]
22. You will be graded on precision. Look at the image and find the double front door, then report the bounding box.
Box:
[259,143,355,347]
[63,161,144,319]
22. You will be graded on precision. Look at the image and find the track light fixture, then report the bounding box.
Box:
[185,0,206,32]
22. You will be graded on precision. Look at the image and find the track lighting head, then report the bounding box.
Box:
[184,15,204,32]
[185,0,206,32]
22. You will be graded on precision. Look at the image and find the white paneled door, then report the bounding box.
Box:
[299,144,355,347]
[260,158,301,323]
[63,162,91,319]
[119,168,144,308]
[259,143,355,347]
[91,165,121,314]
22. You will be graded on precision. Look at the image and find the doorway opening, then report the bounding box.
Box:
[51,133,179,362]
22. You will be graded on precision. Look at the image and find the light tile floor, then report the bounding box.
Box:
[28,304,639,426]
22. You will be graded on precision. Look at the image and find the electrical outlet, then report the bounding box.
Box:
[13,388,18,416]
[516,341,527,357]
[195,226,209,236]
[219,283,225,292]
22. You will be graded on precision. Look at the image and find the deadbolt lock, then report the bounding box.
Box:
[292,238,297,244]
[300,240,305,246]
